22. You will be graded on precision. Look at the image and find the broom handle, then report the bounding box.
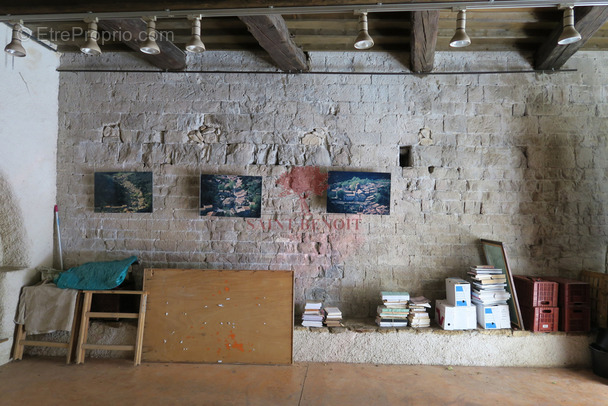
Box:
[55,205,64,270]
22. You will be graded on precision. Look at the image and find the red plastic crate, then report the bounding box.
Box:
[560,305,591,332]
[521,306,559,332]
[514,275,559,307]
[544,277,590,307]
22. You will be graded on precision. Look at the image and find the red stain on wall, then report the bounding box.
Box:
[276,166,328,214]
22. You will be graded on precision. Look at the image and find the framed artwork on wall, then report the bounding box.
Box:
[200,174,262,218]
[94,171,153,213]
[481,239,523,330]
[326,171,391,215]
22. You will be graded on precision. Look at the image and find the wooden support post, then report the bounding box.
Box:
[239,15,309,72]
[66,291,83,364]
[535,6,608,70]
[134,292,148,366]
[410,10,440,73]
[12,324,26,360]
[76,291,93,364]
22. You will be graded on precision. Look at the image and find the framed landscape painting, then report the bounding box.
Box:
[200,174,262,217]
[327,171,391,215]
[94,172,153,213]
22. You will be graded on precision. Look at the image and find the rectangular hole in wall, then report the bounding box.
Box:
[399,146,412,167]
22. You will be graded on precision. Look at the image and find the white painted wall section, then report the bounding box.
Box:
[0,24,60,366]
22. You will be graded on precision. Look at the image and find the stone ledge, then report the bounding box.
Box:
[293,318,595,367]
[295,318,593,337]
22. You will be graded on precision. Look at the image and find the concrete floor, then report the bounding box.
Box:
[1,357,607,405]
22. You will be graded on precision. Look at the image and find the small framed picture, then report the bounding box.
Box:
[94,172,153,213]
[327,171,391,215]
[200,174,262,218]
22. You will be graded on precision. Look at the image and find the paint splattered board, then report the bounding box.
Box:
[142,268,293,364]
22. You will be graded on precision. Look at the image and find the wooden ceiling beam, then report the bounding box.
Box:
[238,15,308,72]
[535,6,608,70]
[98,19,186,70]
[410,10,440,73]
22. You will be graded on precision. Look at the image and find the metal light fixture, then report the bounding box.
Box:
[4,22,26,57]
[449,10,471,48]
[140,16,160,55]
[558,6,582,45]
[354,12,374,50]
[186,15,206,53]
[80,18,101,55]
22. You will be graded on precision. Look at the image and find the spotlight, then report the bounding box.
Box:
[558,6,582,45]
[186,15,206,53]
[4,22,26,57]
[81,18,101,56]
[354,12,374,50]
[140,16,161,55]
[449,10,471,48]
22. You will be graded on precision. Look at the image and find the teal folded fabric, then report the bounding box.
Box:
[55,256,138,290]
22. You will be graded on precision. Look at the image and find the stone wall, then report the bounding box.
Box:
[56,51,608,318]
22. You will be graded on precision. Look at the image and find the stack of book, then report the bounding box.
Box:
[407,296,431,328]
[302,301,325,327]
[468,265,511,305]
[324,306,343,327]
[376,291,410,327]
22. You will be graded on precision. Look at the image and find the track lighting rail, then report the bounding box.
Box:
[2,0,608,22]
[55,68,578,75]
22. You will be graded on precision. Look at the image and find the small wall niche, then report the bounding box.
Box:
[399,146,412,168]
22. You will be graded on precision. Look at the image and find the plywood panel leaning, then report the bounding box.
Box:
[580,270,608,329]
[142,268,294,364]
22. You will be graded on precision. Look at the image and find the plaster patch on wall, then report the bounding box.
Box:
[301,129,332,166]
[304,147,332,166]
[185,125,223,163]
[225,144,255,166]
[253,145,279,165]
[330,145,352,166]
[188,125,221,144]
[0,173,29,267]
[200,145,212,162]
[418,127,433,146]
[102,123,122,143]
[187,129,205,144]
[301,128,329,147]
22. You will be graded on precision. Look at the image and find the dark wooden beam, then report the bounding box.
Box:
[535,6,608,70]
[238,15,308,72]
[410,10,439,73]
[98,19,186,71]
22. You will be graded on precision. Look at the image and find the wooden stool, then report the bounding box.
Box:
[75,290,147,366]
[12,292,83,364]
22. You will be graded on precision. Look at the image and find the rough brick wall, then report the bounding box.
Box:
[56,51,608,317]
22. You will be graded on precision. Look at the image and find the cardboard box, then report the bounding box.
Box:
[445,278,471,307]
[435,299,477,330]
[475,304,511,329]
